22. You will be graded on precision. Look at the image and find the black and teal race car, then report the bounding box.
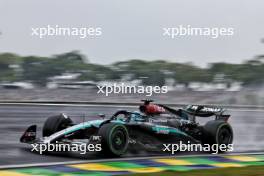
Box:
[20,100,233,156]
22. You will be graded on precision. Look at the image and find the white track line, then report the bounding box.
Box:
[0,152,264,169]
[0,103,136,108]
[0,103,264,112]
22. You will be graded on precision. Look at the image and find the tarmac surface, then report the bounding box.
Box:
[0,104,263,167]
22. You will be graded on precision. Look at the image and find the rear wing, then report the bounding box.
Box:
[183,105,230,121]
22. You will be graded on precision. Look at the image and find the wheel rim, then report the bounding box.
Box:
[111,129,127,151]
[218,127,232,145]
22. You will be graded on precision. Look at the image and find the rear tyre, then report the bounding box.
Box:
[43,114,73,137]
[98,123,129,157]
[202,120,233,153]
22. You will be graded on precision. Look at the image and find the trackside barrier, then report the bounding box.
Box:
[0,101,263,110]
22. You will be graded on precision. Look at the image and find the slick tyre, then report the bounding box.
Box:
[202,120,233,153]
[98,123,129,157]
[43,114,73,137]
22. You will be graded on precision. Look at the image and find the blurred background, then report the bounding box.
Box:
[0,0,263,105]
[0,50,263,105]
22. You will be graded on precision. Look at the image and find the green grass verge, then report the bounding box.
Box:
[126,166,264,176]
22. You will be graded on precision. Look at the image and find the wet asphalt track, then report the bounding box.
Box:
[0,104,263,166]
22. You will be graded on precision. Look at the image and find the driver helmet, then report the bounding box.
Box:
[131,112,145,121]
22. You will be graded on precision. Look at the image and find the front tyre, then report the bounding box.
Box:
[98,123,129,157]
[43,113,73,137]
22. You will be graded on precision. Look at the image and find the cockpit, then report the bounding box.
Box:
[111,110,145,123]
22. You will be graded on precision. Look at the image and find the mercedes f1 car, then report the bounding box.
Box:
[20,100,233,156]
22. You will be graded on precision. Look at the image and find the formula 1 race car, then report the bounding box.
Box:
[20,100,233,156]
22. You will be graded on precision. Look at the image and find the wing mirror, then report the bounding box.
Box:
[98,113,106,119]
